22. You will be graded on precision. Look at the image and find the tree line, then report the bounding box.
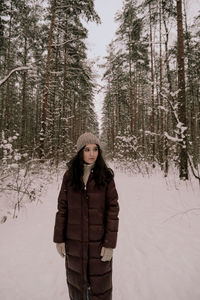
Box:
[0,0,199,180]
[0,0,99,162]
[101,0,200,179]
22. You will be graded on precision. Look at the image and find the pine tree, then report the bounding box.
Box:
[176,0,188,179]
[0,0,100,163]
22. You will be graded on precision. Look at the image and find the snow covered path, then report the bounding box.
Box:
[0,168,200,300]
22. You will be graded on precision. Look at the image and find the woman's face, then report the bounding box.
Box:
[83,144,98,164]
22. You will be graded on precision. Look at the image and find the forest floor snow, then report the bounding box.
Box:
[0,166,200,300]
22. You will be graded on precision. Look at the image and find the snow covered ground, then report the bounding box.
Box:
[0,166,200,300]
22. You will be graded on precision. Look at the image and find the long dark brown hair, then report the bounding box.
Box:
[67,145,114,189]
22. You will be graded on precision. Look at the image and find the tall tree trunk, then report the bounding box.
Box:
[176,0,188,179]
[115,76,121,137]
[35,89,40,148]
[63,37,67,119]
[39,0,56,158]
[133,69,137,137]
[128,32,134,136]
[163,16,172,93]
[5,0,13,134]
[141,81,145,156]
[21,35,28,148]
[149,3,155,165]
[50,37,59,157]
[109,78,115,151]
[183,0,198,167]
[163,5,172,176]
[72,94,77,142]
[62,40,68,159]
[159,0,164,168]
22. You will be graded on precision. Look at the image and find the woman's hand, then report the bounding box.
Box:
[56,243,66,258]
[100,246,113,262]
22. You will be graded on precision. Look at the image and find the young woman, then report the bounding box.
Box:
[53,132,120,300]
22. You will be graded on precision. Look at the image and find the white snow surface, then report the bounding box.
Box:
[0,166,200,300]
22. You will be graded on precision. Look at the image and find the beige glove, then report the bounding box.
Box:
[56,243,66,258]
[100,246,113,262]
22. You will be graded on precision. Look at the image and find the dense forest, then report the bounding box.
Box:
[0,0,100,163]
[0,0,200,180]
[101,0,200,180]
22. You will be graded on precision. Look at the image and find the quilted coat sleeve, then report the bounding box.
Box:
[53,171,68,243]
[102,178,120,249]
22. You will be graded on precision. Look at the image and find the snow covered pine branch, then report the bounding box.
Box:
[0,66,31,86]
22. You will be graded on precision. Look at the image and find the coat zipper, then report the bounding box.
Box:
[81,186,84,298]
[84,177,91,295]
[82,170,93,297]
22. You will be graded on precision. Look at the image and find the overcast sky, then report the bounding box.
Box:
[85,0,123,60]
[84,0,124,129]
[86,0,200,60]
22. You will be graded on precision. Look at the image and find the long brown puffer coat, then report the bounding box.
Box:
[53,168,119,300]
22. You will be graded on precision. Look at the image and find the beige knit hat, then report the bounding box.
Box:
[76,132,101,152]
